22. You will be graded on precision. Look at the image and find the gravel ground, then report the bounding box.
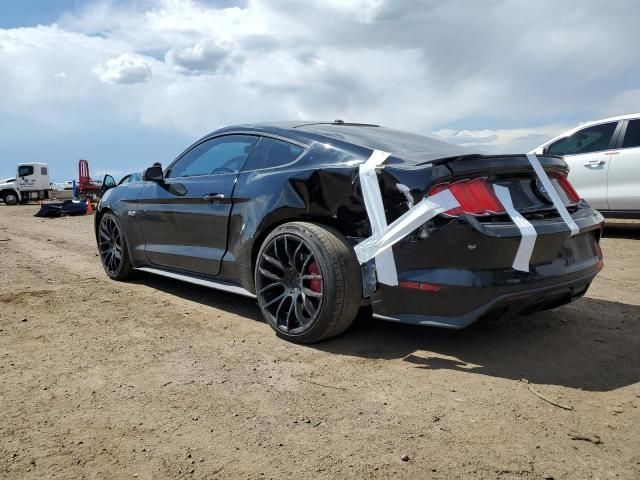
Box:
[0,204,639,479]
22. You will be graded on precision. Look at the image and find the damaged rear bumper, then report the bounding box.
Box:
[370,208,604,328]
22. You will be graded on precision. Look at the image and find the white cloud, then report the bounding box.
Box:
[93,53,153,84]
[1,0,640,181]
[432,125,574,154]
[166,38,239,74]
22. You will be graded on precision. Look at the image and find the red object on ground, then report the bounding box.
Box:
[78,159,100,194]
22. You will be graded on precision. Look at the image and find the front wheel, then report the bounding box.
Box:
[255,222,362,343]
[98,212,134,280]
[3,192,18,206]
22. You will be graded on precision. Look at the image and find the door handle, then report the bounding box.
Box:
[203,193,225,200]
[583,159,606,166]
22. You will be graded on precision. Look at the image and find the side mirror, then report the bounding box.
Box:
[143,165,164,182]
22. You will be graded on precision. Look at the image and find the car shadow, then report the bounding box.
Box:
[130,273,639,393]
[603,222,640,239]
[131,272,263,322]
[317,297,640,392]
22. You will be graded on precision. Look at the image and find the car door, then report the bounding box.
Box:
[138,134,258,276]
[607,119,640,211]
[16,165,35,192]
[545,121,621,210]
[100,174,117,196]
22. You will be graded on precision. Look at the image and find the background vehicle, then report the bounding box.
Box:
[96,121,603,343]
[117,173,142,185]
[530,113,640,218]
[0,162,52,205]
[100,172,142,196]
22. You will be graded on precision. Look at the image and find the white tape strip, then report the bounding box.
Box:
[358,149,398,286]
[526,153,579,236]
[493,185,537,272]
[355,189,459,264]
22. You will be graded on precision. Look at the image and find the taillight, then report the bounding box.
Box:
[429,178,505,216]
[399,281,442,292]
[554,174,581,203]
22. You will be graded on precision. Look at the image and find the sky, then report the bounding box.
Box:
[1,0,639,182]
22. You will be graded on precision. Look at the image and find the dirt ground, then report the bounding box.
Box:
[0,205,638,480]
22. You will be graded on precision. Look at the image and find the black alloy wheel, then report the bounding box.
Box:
[256,233,324,334]
[98,212,134,280]
[255,222,362,343]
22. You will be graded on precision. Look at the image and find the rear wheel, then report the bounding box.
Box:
[98,212,134,280]
[255,222,362,343]
[3,192,18,206]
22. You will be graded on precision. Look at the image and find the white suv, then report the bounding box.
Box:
[530,113,640,218]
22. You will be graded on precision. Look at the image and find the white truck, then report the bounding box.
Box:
[0,163,53,205]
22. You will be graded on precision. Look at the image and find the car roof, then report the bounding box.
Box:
[213,121,477,163]
[530,112,640,153]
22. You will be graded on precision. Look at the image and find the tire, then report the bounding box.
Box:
[97,212,134,281]
[3,191,18,206]
[255,222,362,343]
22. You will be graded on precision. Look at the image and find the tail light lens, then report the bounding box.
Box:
[399,281,442,292]
[553,174,581,204]
[429,178,505,216]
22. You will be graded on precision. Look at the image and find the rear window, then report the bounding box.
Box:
[622,119,640,149]
[547,122,617,156]
[242,137,305,171]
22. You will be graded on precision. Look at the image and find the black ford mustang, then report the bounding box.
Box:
[95,121,604,343]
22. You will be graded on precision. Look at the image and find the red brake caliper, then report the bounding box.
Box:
[308,261,322,293]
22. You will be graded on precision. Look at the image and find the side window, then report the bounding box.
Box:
[242,137,305,171]
[622,119,640,149]
[18,166,34,177]
[40,167,48,175]
[167,135,258,178]
[547,122,617,156]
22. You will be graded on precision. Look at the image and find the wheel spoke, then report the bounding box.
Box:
[274,295,289,327]
[258,267,282,282]
[302,294,317,316]
[263,292,287,308]
[293,241,304,272]
[301,274,322,280]
[263,254,284,270]
[258,282,284,295]
[301,287,322,298]
[284,235,295,268]
[301,253,313,273]
[285,297,296,329]
[294,294,307,326]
